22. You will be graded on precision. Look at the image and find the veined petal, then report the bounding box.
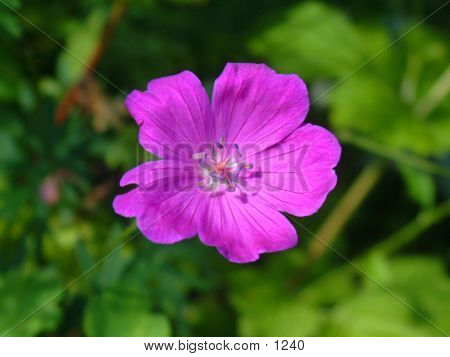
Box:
[125,71,214,160]
[212,63,309,154]
[136,188,205,244]
[118,160,196,188]
[113,160,203,243]
[242,124,341,216]
[198,192,298,263]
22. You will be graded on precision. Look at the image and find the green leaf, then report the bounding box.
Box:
[0,13,21,38]
[0,0,22,38]
[399,166,436,207]
[329,71,449,155]
[0,266,62,336]
[387,256,450,334]
[83,292,171,337]
[230,251,323,336]
[163,0,208,5]
[238,298,322,336]
[90,126,141,169]
[0,51,25,102]
[1,0,21,8]
[250,2,365,78]
[300,267,356,305]
[0,131,22,165]
[56,9,106,87]
[328,289,435,336]
[328,255,450,336]
[252,3,450,157]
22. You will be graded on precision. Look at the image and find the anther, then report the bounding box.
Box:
[234,144,241,158]
[192,152,205,160]
[192,152,207,168]
[241,163,253,169]
[195,141,253,192]
[227,181,236,192]
[209,172,225,182]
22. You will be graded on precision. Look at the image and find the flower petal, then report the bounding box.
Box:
[197,192,298,263]
[212,63,309,154]
[118,160,196,188]
[136,188,205,244]
[112,188,145,218]
[125,71,214,160]
[113,160,203,243]
[243,124,341,216]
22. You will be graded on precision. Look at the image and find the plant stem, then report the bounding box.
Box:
[400,54,421,104]
[364,199,450,257]
[339,130,450,178]
[415,64,450,118]
[55,0,128,124]
[307,160,385,262]
[287,160,384,289]
[295,199,450,297]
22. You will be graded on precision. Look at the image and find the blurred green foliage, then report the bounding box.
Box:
[0,0,449,336]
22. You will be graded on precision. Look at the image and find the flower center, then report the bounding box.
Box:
[193,142,253,192]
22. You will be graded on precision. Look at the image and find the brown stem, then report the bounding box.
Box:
[87,0,127,72]
[55,0,127,124]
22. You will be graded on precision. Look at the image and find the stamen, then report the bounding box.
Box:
[192,152,204,160]
[226,162,239,168]
[195,141,253,192]
[227,181,236,192]
[234,144,241,158]
[192,152,207,168]
[209,172,225,182]
[215,141,224,149]
[201,153,207,167]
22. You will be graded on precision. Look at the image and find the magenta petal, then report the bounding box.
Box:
[113,160,203,244]
[125,71,214,160]
[118,160,196,188]
[197,193,298,263]
[243,124,341,217]
[212,63,309,154]
[113,188,145,218]
[136,189,205,244]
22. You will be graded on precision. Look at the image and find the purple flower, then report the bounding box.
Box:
[113,63,341,263]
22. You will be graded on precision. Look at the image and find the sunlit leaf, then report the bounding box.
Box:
[329,255,450,336]
[399,166,435,207]
[83,291,171,337]
[250,2,365,78]
[56,9,107,87]
[0,266,62,337]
